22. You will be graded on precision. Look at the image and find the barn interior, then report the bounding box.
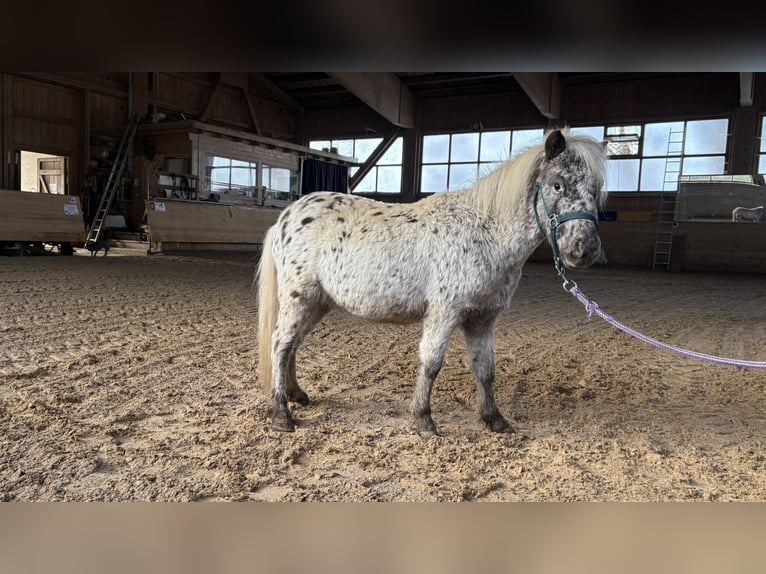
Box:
[0,72,764,272]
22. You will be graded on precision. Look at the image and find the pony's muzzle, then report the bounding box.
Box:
[559,223,602,270]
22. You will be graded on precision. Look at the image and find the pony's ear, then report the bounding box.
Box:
[545,129,566,160]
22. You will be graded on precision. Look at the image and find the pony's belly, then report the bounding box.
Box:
[331,292,426,323]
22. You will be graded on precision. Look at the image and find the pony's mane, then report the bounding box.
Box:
[471,128,608,219]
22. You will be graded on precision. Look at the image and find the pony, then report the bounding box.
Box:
[257,129,607,435]
[732,205,764,222]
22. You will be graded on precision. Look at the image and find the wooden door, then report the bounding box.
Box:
[37,156,67,194]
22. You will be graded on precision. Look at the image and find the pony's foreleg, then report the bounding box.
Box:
[462,314,512,433]
[411,314,457,436]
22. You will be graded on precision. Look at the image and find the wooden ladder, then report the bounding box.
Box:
[652,127,685,270]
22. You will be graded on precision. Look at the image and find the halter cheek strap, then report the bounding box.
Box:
[533,181,598,276]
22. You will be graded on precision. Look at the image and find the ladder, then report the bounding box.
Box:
[652,126,685,270]
[85,113,140,245]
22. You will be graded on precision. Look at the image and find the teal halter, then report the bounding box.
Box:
[533,181,598,277]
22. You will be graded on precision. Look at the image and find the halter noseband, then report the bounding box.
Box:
[532,181,598,280]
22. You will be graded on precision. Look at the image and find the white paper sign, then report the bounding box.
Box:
[63,204,79,216]
[152,202,166,212]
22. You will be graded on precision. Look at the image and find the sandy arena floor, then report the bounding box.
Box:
[1,250,765,501]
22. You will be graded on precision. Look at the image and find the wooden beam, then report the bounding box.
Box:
[348,131,399,190]
[250,73,303,112]
[199,73,222,122]
[327,73,414,128]
[739,72,753,106]
[512,72,561,119]
[242,87,261,135]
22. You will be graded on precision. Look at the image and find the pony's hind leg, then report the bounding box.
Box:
[286,355,309,405]
[267,295,327,432]
[462,313,512,433]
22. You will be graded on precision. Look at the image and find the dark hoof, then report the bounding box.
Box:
[482,414,514,434]
[267,406,296,432]
[412,415,440,437]
[288,387,310,406]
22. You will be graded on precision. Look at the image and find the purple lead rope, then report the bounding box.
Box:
[568,286,766,369]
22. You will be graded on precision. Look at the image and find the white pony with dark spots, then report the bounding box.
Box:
[257,129,607,435]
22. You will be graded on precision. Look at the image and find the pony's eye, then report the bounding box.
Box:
[553,183,562,192]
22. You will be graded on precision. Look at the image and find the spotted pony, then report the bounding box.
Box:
[257,129,607,435]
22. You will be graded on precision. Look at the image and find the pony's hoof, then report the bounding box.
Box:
[412,415,440,437]
[288,388,310,406]
[483,415,514,434]
[267,407,296,432]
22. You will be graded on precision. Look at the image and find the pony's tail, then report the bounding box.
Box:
[257,227,278,393]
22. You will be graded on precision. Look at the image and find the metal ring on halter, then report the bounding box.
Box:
[561,277,578,293]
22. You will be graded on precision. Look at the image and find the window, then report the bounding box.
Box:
[309,137,403,194]
[206,155,257,198]
[262,164,299,202]
[420,128,543,193]
[574,118,729,192]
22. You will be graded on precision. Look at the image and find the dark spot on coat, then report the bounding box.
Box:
[301,217,314,225]
[432,228,439,234]
[290,291,300,298]
[337,217,345,223]
[371,211,383,216]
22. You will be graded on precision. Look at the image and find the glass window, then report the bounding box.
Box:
[606,159,640,191]
[450,133,479,162]
[421,164,448,193]
[606,125,641,156]
[643,122,685,156]
[310,136,402,194]
[682,156,726,175]
[422,134,450,163]
[511,129,544,158]
[449,164,478,191]
[570,126,604,140]
[684,119,728,155]
[480,131,511,162]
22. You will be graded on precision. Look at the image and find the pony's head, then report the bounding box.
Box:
[534,129,607,270]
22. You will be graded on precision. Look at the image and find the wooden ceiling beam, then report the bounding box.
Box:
[739,72,754,106]
[250,73,303,112]
[512,72,561,120]
[327,72,414,128]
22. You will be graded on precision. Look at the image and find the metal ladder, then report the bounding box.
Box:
[652,126,685,270]
[85,113,139,245]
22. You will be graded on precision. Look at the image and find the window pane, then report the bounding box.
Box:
[570,126,604,140]
[640,157,674,191]
[511,129,544,158]
[421,164,448,193]
[480,131,510,162]
[379,137,403,165]
[354,138,383,162]
[423,134,450,163]
[231,166,255,188]
[376,166,401,193]
[332,139,354,158]
[606,125,641,156]
[309,140,329,151]
[356,169,377,193]
[270,167,291,192]
[685,119,728,155]
[448,163,478,190]
[644,122,685,156]
[761,117,766,153]
[450,133,479,162]
[211,155,230,167]
[759,154,766,174]
[682,155,725,175]
[606,159,640,191]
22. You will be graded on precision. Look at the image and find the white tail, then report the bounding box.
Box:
[257,227,278,392]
